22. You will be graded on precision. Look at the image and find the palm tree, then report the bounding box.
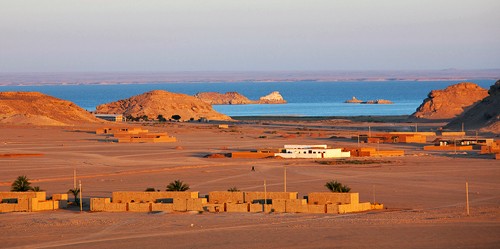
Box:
[166,180,190,191]
[11,175,32,192]
[31,186,44,192]
[227,187,240,192]
[68,188,81,205]
[325,180,351,193]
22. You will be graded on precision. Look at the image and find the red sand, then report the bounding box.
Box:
[0,121,499,248]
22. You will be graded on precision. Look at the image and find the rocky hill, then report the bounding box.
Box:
[95,90,232,121]
[445,80,500,133]
[195,91,286,105]
[410,82,488,120]
[0,92,104,126]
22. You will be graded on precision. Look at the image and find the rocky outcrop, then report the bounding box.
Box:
[363,99,393,104]
[344,97,393,104]
[96,90,232,121]
[445,80,500,133]
[345,97,363,103]
[0,92,104,126]
[193,92,253,105]
[195,91,286,105]
[258,91,286,104]
[410,82,488,120]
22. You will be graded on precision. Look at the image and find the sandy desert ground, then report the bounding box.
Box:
[0,120,499,248]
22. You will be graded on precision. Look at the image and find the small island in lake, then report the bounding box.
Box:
[345,96,393,104]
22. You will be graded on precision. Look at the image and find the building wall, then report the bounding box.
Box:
[244,192,298,204]
[208,191,244,204]
[88,191,380,214]
[0,192,62,213]
[0,192,46,200]
[308,192,359,205]
[111,192,199,203]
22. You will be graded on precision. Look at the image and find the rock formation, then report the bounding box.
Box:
[194,91,286,105]
[363,99,393,104]
[0,92,103,126]
[344,97,393,104]
[345,97,363,103]
[193,92,253,105]
[95,90,232,121]
[258,91,287,104]
[445,80,500,133]
[410,82,488,120]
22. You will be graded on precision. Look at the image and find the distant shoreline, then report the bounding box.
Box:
[0,69,498,86]
[231,115,410,123]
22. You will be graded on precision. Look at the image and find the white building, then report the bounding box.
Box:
[275,145,350,159]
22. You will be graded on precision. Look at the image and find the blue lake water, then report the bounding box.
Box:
[0,80,494,116]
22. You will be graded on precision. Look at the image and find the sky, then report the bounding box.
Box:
[0,0,499,72]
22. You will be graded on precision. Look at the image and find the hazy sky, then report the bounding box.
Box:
[0,0,499,72]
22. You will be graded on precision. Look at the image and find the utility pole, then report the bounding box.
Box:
[264,180,267,210]
[415,123,418,133]
[284,167,287,192]
[368,126,371,137]
[466,181,470,216]
[372,185,376,204]
[79,180,83,212]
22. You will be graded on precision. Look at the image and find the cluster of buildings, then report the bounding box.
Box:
[90,191,382,214]
[1,190,383,215]
[96,127,176,143]
[231,144,405,159]
[352,130,499,160]
[0,192,68,212]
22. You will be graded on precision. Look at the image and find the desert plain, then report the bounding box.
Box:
[0,119,499,248]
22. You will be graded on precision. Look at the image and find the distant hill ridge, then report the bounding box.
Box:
[0,91,104,126]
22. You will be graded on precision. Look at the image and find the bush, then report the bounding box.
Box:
[171,114,181,121]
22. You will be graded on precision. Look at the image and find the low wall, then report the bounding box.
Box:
[244,192,298,203]
[389,132,436,136]
[440,132,466,137]
[112,192,199,203]
[1,197,67,212]
[0,192,46,201]
[371,150,405,157]
[308,192,359,205]
[231,152,275,159]
[226,203,249,213]
[208,191,244,204]
[423,145,474,151]
[285,199,308,213]
[89,191,380,214]
[308,204,326,214]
